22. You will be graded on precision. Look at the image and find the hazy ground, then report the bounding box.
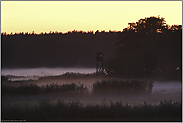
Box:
[1,75,182,106]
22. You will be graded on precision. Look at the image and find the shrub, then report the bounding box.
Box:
[2,83,88,96]
[92,80,153,95]
[1,76,9,81]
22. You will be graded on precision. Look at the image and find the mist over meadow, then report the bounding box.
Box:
[1,16,182,121]
[2,16,182,79]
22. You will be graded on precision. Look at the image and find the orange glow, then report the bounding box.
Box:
[1,1,182,34]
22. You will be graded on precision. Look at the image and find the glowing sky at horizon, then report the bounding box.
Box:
[1,1,182,34]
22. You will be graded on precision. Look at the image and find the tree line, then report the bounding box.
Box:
[1,16,182,79]
[1,30,120,68]
[1,30,122,36]
[105,16,182,79]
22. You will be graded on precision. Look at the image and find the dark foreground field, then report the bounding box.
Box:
[1,74,182,121]
[2,99,182,122]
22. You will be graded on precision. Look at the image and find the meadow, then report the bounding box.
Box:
[1,73,182,121]
[2,99,181,121]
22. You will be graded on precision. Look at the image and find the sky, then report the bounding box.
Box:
[1,1,182,34]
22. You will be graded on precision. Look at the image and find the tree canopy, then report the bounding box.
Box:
[105,16,182,79]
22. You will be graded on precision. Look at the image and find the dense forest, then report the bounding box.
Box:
[1,30,121,68]
[1,16,182,79]
[105,16,182,79]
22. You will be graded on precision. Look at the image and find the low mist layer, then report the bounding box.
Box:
[2,74,181,106]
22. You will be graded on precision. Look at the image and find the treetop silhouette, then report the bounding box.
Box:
[1,16,182,80]
[105,16,182,79]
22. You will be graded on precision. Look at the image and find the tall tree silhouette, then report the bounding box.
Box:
[106,16,182,79]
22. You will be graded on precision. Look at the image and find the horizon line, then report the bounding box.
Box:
[1,29,123,35]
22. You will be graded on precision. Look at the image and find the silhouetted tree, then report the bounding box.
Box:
[105,16,182,79]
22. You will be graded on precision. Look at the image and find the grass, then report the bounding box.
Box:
[1,99,182,121]
[92,79,153,95]
[1,75,9,81]
[1,76,181,121]
[1,83,87,96]
[2,78,154,96]
[1,73,98,82]
[38,72,98,79]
